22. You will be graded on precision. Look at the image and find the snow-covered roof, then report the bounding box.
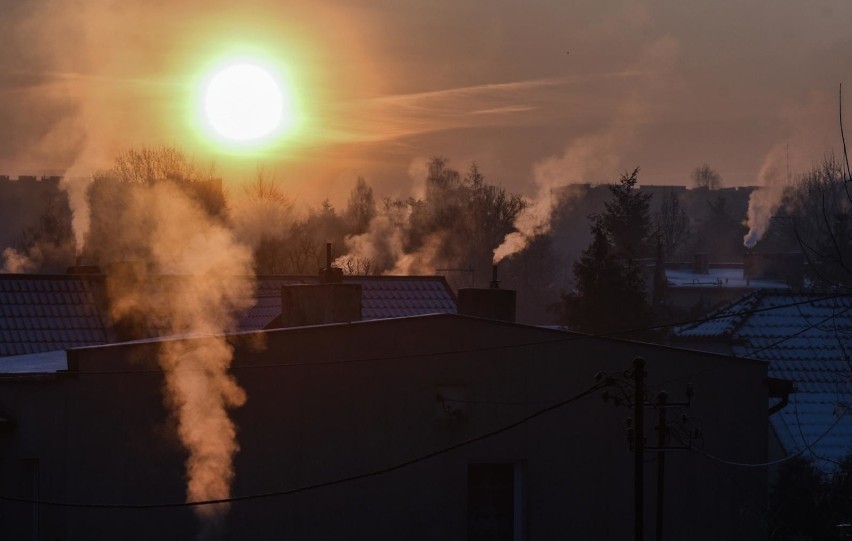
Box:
[0,349,67,373]
[674,290,852,470]
[665,267,789,289]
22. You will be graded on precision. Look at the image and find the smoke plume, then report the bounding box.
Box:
[1,247,35,273]
[743,144,789,248]
[741,91,841,248]
[493,36,680,263]
[102,181,255,533]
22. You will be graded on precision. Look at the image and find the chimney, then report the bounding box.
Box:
[692,253,709,274]
[319,242,344,284]
[274,283,362,328]
[66,253,100,275]
[267,244,361,328]
[457,263,516,323]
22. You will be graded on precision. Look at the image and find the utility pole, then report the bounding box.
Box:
[602,359,696,541]
[655,391,668,541]
[633,358,645,541]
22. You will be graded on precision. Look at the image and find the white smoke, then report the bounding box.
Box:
[101,180,255,534]
[743,91,839,248]
[1,247,36,273]
[743,144,788,248]
[493,36,680,263]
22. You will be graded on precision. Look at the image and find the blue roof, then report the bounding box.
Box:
[674,290,852,470]
[0,275,108,357]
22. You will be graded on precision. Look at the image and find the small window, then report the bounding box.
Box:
[468,462,523,541]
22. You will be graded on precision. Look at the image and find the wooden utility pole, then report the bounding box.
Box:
[655,391,668,541]
[633,357,645,541]
[604,359,695,541]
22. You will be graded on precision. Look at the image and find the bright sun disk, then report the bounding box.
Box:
[204,63,286,141]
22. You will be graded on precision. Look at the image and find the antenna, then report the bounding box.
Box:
[786,141,790,186]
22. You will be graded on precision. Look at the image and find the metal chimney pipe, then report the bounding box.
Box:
[490,264,500,289]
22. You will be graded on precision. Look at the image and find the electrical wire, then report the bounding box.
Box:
[0,381,607,509]
[687,410,847,469]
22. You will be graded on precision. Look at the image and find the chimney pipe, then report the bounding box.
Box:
[490,264,500,289]
[319,242,343,284]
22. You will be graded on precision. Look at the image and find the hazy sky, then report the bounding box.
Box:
[1,0,850,204]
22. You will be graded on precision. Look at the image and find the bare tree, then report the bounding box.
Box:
[654,189,690,261]
[691,163,723,190]
[245,166,291,206]
[345,177,376,235]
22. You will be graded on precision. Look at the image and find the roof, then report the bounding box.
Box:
[0,273,457,355]
[673,290,852,470]
[0,350,67,373]
[0,275,108,356]
[665,267,789,289]
[237,275,457,331]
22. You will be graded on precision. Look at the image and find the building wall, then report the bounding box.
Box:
[0,176,67,251]
[0,316,768,540]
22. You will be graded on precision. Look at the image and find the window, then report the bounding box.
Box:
[467,462,523,541]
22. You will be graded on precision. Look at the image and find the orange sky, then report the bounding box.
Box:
[1,0,851,206]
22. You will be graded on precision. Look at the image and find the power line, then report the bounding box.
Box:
[0,381,608,510]
[658,294,852,387]
[687,410,847,469]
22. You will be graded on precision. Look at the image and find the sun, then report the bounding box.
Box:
[204,63,289,141]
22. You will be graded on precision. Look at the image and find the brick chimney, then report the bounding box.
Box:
[274,283,362,327]
[266,243,361,328]
[457,264,516,323]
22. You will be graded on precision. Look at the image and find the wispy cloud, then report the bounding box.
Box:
[322,71,641,144]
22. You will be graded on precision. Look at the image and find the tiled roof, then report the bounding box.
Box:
[674,290,852,470]
[0,276,108,357]
[0,273,458,356]
[349,276,457,320]
[237,275,457,331]
[237,277,311,332]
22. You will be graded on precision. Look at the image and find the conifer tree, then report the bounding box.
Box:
[561,169,652,333]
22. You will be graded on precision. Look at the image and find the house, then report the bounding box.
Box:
[672,289,852,471]
[0,284,770,540]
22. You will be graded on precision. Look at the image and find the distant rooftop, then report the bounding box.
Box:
[666,266,789,289]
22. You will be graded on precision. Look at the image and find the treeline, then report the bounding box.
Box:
[10,145,850,325]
